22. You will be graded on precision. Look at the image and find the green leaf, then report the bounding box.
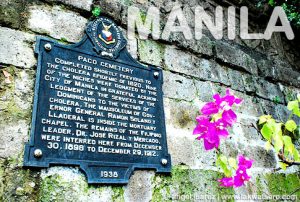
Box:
[228,157,238,170]
[216,155,232,177]
[294,108,300,117]
[268,0,275,6]
[220,155,227,164]
[265,141,272,151]
[285,120,297,132]
[279,162,288,170]
[273,123,283,152]
[293,148,300,162]
[274,136,283,152]
[92,7,101,17]
[283,136,293,154]
[287,100,299,111]
[259,115,272,125]
[261,122,273,141]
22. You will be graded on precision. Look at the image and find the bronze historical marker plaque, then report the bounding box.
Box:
[23,17,171,184]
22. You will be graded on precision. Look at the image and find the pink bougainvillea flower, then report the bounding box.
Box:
[222,109,237,126]
[238,155,254,169]
[218,155,254,188]
[218,177,234,187]
[214,89,242,110]
[201,102,219,115]
[193,115,210,137]
[202,132,220,150]
[194,120,229,150]
[233,167,251,187]
[193,88,242,150]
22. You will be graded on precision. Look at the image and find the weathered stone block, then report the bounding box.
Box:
[265,173,300,199]
[227,68,246,92]
[27,5,88,42]
[282,85,300,103]
[45,0,93,11]
[257,58,274,78]
[193,80,214,103]
[168,32,214,57]
[259,99,291,122]
[0,67,35,122]
[166,126,197,167]
[152,167,234,201]
[39,167,125,201]
[166,126,216,168]
[239,144,277,168]
[164,46,196,74]
[163,71,196,101]
[95,0,122,22]
[165,46,230,86]
[255,79,285,104]
[274,64,300,88]
[259,59,300,87]
[215,41,258,75]
[1,164,39,202]
[0,27,35,68]
[138,39,164,66]
[223,91,264,118]
[124,171,154,202]
[195,59,230,86]
[164,98,198,130]
[242,74,256,93]
[0,0,25,29]
[0,121,29,159]
[239,118,262,142]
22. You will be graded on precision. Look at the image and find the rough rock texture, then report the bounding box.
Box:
[0,27,36,68]
[27,5,88,42]
[0,0,25,29]
[0,0,300,201]
[45,0,93,11]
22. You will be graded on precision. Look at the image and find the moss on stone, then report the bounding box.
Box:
[120,0,133,6]
[0,159,5,200]
[152,166,234,202]
[255,176,264,196]
[265,173,300,198]
[176,110,193,128]
[112,186,125,202]
[39,174,67,202]
[285,88,297,102]
[138,40,165,66]
[38,168,105,201]
[1,158,40,202]
[0,66,33,122]
[0,0,26,28]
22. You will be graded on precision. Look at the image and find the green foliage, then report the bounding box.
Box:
[285,120,297,132]
[258,0,300,28]
[216,154,237,177]
[92,6,101,17]
[287,100,300,117]
[272,96,281,104]
[259,96,300,169]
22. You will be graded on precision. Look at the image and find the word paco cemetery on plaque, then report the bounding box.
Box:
[23,17,171,184]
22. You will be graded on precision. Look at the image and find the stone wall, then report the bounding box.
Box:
[1,0,300,201]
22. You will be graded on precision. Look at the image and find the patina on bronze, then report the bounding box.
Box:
[23,17,171,184]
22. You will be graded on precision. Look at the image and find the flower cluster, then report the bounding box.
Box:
[218,155,253,187]
[193,89,254,188]
[193,89,242,150]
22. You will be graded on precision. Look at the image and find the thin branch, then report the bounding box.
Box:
[290,187,300,195]
[251,123,300,167]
